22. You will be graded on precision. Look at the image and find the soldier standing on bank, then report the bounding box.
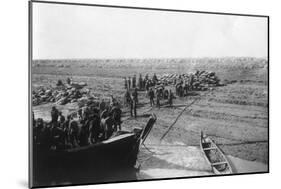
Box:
[190,75,194,90]
[184,81,188,96]
[148,88,155,107]
[124,89,131,107]
[132,88,138,104]
[128,94,133,117]
[152,73,158,85]
[132,75,136,88]
[51,106,59,124]
[145,74,149,82]
[168,89,174,107]
[145,80,149,92]
[128,77,131,89]
[138,74,143,89]
[156,89,161,109]
[132,88,138,118]
[133,98,137,118]
[124,77,128,90]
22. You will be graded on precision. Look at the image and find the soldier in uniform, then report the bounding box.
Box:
[58,112,65,128]
[32,111,36,128]
[190,74,194,90]
[133,96,137,118]
[132,88,138,104]
[138,74,143,89]
[152,73,158,83]
[145,74,149,81]
[66,77,71,85]
[148,88,155,107]
[63,114,72,146]
[128,77,131,89]
[79,110,90,146]
[111,106,122,131]
[88,109,100,144]
[132,75,136,88]
[128,95,134,117]
[68,120,79,148]
[184,82,189,96]
[132,88,138,118]
[50,117,65,150]
[164,89,169,99]
[51,106,59,124]
[124,90,131,106]
[110,95,117,107]
[124,77,128,90]
[145,80,150,92]
[156,89,161,109]
[34,118,44,145]
[168,89,174,107]
[99,99,106,113]
[77,108,83,120]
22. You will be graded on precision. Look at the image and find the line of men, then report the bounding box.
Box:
[124,73,159,91]
[123,86,174,116]
[33,100,122,151]
[147,87,174,108]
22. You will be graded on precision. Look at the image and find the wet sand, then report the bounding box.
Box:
[137,142,267,179]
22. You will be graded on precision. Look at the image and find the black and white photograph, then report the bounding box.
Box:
[29,1,269,188]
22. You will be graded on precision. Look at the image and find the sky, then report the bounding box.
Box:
[32,2,268,59]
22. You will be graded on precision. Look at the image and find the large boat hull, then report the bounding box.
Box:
[32,133,140,187]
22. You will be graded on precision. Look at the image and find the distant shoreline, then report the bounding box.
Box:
[33,57,268,62]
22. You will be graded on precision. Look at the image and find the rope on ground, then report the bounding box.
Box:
[160,89,213,141]
[142,143,156,154]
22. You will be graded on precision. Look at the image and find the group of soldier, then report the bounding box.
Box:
[33,99,122,151]
[124,73,174,112]
[123,73,157,118]
[33,73,179,151]
[147,87,174,108]
[174,74,195,97]
[124,73,159,91]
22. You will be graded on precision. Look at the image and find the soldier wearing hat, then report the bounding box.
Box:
[132,88,138,104]
[168,89,174,107]
[58,112,65,128]
[148,88,155,107]
[128,77,131,89]
[128,94,135,117]
[152,73,158,85]
[156,89,161,109]
[132,75,137,88]
[124,90,131,106]
[124,77,128,90]
[138,74,143,90]
[111,106,122,131]
[51,106,59,124]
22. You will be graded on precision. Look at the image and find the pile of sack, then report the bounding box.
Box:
[32,80,92,106]
[157,70,222,91]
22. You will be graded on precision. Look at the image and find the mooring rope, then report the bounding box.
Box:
[160,89,214,141]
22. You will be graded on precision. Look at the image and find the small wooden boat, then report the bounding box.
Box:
[200,131,233,174]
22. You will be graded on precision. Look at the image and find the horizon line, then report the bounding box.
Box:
[32,56,268,61]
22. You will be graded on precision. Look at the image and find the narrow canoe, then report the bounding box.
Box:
[200,131,233,174]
